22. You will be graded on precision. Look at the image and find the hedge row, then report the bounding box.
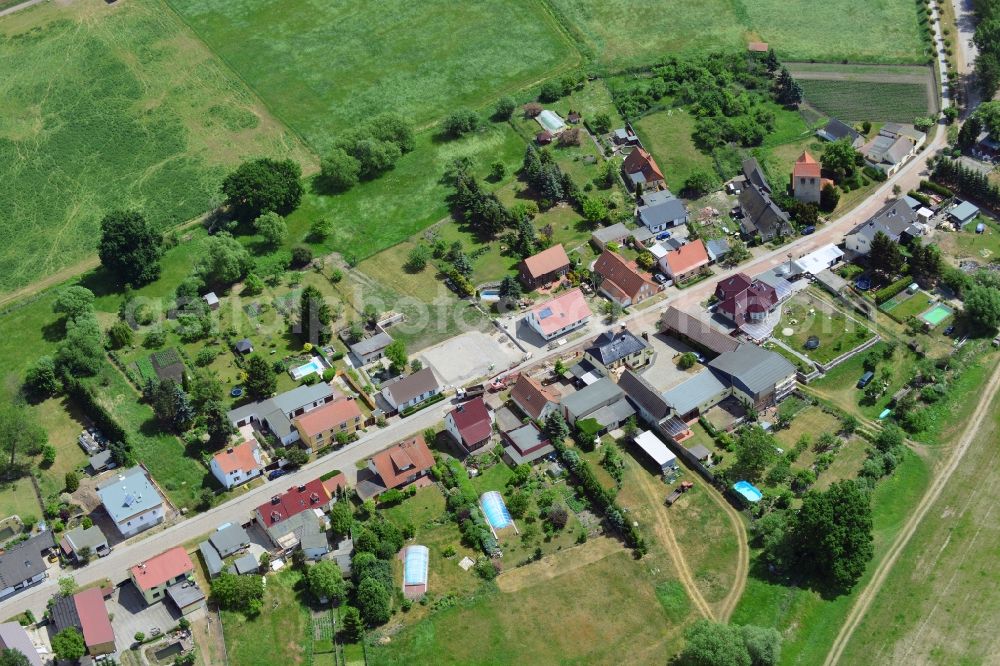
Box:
[399,391,446,417]
[920,179,953,198]
[874,276,912,305]
[64,377,136,466]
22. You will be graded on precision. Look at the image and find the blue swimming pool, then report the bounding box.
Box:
[480,491,513,530]
[733,481,763,503]
[290,358,324,381]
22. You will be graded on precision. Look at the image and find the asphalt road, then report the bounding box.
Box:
[0,89,950,624]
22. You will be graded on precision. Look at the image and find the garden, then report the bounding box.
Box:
[776,291,876,365]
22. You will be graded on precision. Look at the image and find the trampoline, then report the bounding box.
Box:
[480,491,514,530]
[402,545,429,587]
[804,336,820,350]
[733,481,763,503]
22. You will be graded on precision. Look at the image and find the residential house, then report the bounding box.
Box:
[444,397,493,454]
[255,479,334,552]
[611,127,639,145]
[349,331,393,365]
[594,250,660,307]
[633,431,677,473]
[381,367,441,413]
[845,199,919,255]
[227,383,336,446]
[662,239,710,282]
[501,423,553,465]
[561,377,635,432]
[590,223,631,251]
[0,623,41,666]
[739,159,794,241]
[622,147,666,191]
[0,531,55,600]
[293,397,363,449]
[210,440,264,490]
[708,343,797,408]
[264,508,329,559]
[636,190,688,234]
[52,587,115,656]
[791,151,823,204]
[59,525,109,563]
[130,547,195,606]
[816,118,863,147]
[705,238,730,264]
[367,436,435,496]
[861,123,926,175]
[660,306,741,356]
[715,274,781,325]
[583,329,653,375]
[210,524,251,558]
[947,200,980,228]
[509,374,561,421]
[519,244,571,289]
[525,288,592,341]
[97,467,164,537]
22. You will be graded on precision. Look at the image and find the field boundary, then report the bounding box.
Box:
[825,359,1000,665]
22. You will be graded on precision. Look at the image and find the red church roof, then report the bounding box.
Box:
[793,151,821,179]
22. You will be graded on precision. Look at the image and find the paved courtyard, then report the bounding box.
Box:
[418,330,524,388]
[641,333,705,392]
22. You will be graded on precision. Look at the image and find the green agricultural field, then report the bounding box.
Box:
[0,0,309,296]
[839,389,1000,664]
[547,0,927,68]
[800,80,931,122]
[165,0,580,152]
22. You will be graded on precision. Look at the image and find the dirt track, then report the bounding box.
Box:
[824,360,1000,665]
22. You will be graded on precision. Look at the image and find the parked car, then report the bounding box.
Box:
[944,325,956,336]
[656,231,672,241]
[857,371,874,389]
[653,272,669,285]
[268,469,287,481]
[802,225,816,235]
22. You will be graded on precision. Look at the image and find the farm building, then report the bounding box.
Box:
[633,431,677,473]
[860,123,926,175]
[660,307,740,356]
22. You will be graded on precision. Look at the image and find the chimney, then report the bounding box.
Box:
[227,448,234,454]
[297,485,306,493]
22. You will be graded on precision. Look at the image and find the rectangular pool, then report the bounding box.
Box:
[919,303,953,327]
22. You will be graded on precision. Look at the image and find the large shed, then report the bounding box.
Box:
[633,431,677,473]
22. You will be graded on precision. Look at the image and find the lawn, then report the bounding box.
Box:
[0,480,42,524]
[222,569,310,666]
[635,110,719,191]
[668,484,741,607]
[546,0,927,68]
[731,449,930,665]
[29,396,90,500]
[776,292,875,365]
[800,80,932,122]
[0,0,309,295]
[940,214,1000,263]
[773,406,843,451]
[165,0,580,152]
[838,389,1000,664]
[368,548,688,665]
[880,290,933,322]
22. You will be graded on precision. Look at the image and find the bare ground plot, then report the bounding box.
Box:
[838,386,1000,664]
[417,330,523,387]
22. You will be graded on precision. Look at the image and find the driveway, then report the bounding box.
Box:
[106,582,180,649]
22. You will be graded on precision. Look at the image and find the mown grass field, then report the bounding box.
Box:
[731,449,930,665]
[222,569,310,666]
[0,0,308,296]
[547,0,927,68]
[800,80,931,122]
[635,110,719,191]
[165,0,580,152]
[839,387,1000,664]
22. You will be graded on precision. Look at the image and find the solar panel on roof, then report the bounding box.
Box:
[538,307,553,319]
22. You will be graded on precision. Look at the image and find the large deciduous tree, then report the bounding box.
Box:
[98,211,163,287]
[821,139,859,182]
[791,480,873,590]
[964,284,1000,332]
[306,561,346,604]
[221,158,303,220]
[196,233,252,288]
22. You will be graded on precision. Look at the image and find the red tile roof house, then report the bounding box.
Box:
[525,288,593,341]
[790,151,831,205]
[594,250,661,307]
[255,479,334,549]
[509,374,561,421]
[210,440,264,490]
[715,273,780,325]
[519,244,571,289]
[621,147,666,192]
[293,396,364,450]
[661,239,710,283]
[444,396,493,454]
[129,547,196,607]
[51,587,115,655]
[367,436,435,496]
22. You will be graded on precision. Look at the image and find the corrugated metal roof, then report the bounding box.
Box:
[663,370,727,415]
[709,344,795,396]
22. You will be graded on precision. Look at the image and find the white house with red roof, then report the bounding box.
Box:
[444,396,493,454]
[525,288,592,341]
[210,440,264,490]
[129,547,196,606]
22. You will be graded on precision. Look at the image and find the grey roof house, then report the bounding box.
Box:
[637,194,689,233]
[97,467,165,537]
[583,329,652,374]
[561,377,635,431]
[59,525,109,562]
[845,199,919,255]
[708,344,796,407]
[349,331,394,365]
[227,382,336,445]
[210,524,251,558]
[816,118,863,147]
[739,181,794,241]
[0,531,55,600]
[381,367,441,413]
